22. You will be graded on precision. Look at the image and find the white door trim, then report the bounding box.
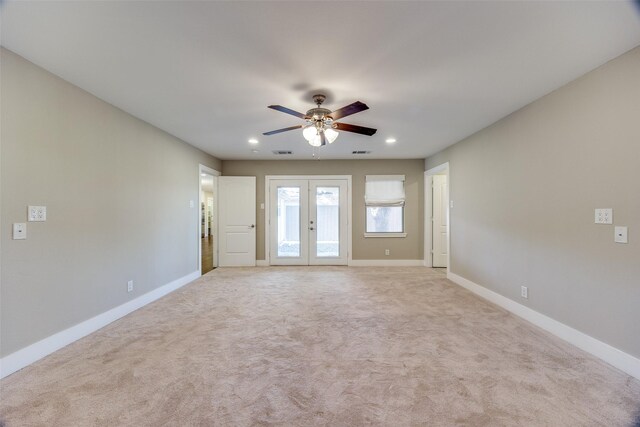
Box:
[265,175,352,266]
[198,164,220,275]
[424,163,450,273]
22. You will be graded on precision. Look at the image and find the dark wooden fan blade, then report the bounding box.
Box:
[267,105,308,119]
[329,101,369,120]
[320,131,327,146]
[262,125,303,136]
[334,122,377,136]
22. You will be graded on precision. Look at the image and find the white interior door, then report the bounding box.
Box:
[309,180,348,265]
[269,178,348,266]
[269,180,309,265]
[432,174,448,268]
[218,176,256,266]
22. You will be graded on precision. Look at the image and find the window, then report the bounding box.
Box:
[366,206,403,233]
[364,175,406,237]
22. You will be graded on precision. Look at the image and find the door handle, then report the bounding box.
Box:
[249,224,255,229]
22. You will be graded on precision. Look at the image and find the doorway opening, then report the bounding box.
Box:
[425,163,450,271]
[199,165,220,275]
[265,176,352,266]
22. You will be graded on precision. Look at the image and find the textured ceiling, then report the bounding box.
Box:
[2,1,640,160]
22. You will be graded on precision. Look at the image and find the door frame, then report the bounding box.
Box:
[424,163,450,273]
[265,175,353,266]
[198,164,221,275]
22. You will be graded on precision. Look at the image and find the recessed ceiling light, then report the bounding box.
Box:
[201,173,206,176]
[251,149,259,153]
[248,138,259,144]
[385,138,397,144]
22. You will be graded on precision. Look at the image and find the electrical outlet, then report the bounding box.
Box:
[127,280,134,293]
[385,249,390,256]
[521,286,528,299]
[614,226,628,244]
[13,223,27,240]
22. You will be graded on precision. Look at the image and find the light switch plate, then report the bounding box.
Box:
[13,223,27,240]
[28,205,47,222]
[614,226,628,244]
[595,208,612,224]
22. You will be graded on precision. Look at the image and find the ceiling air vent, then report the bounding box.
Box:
[272,150,293,155]
[352,150,371,155]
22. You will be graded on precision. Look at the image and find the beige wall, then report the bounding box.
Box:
[222,160,424,261]
[426,46,640,358]
[0,48,221,356]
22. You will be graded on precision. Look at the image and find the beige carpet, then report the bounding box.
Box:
[1,267,639,426]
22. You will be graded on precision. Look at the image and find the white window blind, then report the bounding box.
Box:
[365,175,405,207]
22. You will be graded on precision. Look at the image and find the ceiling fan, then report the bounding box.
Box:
[262,94,377,147]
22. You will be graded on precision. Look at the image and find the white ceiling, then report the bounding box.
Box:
[2,1,640,160]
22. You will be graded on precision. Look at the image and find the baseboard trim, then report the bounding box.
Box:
[447,272,640,381]
[348,259,425,267]
[256,260,423,267]
[0,270,200,379]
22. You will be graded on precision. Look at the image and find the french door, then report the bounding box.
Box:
[269,179,348,265]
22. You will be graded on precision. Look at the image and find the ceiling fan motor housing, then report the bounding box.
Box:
[306,107,332,121]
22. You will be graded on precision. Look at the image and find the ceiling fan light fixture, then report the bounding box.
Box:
[308,133,322,147]
[325,127,339,144]
[302,125,318,142]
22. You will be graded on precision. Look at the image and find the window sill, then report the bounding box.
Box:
[364,232,407,238]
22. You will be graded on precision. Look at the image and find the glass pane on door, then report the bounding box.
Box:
[277,187,301,257]
[315,187,340,257]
